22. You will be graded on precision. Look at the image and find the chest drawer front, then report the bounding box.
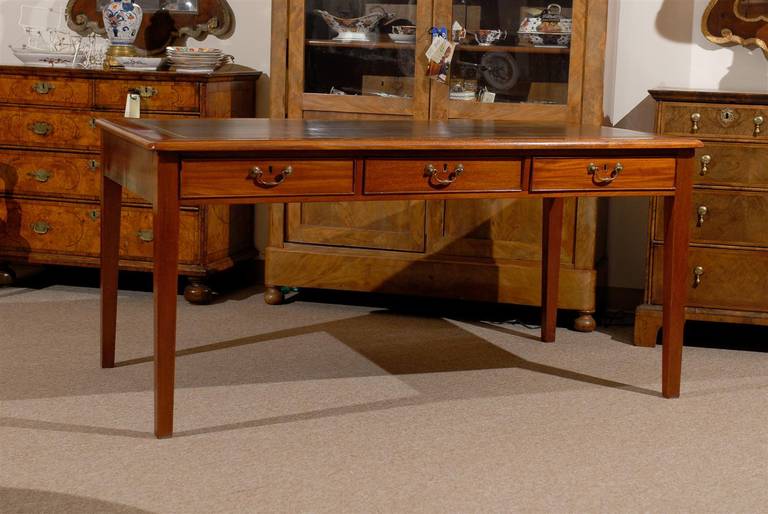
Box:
[530,157,676,192]
[694,143,768,189]
[94,81,199,112]
[650,245,768,312]
[0,75,92,108]
[180,160,355,199]
[661,102,767,140]
[0,199,198,263]
[654,190,768,248]
[363,159,523,194]
[0,150,101,199]
[0,107,99,150]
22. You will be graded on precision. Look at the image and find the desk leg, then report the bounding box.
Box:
[153,157,180,438]
[541,197,564,343]
[100,175,122,369]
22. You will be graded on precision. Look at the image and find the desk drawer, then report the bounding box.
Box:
[180,159,355,199]
[94,80,199,113]
[364,159,523,194]
[0,75,92,108]
[661,102,767,140]
[530,157,676,192]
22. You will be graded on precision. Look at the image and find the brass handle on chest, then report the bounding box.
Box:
[699,154,711,176]
[587,162,623,185]
[31,82,55,95]
[696,206,708,227]
[27,169,52,183]
[248,165,292,187]
[754,115,764,136]
[128,86,158,99]
[693,266,704,287]
[690,112,701,133]
[29,121,53,136]
[137,229,154,243]
[31,220,50,235]
[424,163,464,185]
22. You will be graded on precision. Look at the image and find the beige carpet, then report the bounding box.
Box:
[1,283,766,513]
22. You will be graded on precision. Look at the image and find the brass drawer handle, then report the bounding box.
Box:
[32,82,55,95]
[690,112,701,133]
[424,163,464,186]
[699,154,711,176]
[248,165,293,187]
[137,229,154,243]
[128,86,158,99]
[31,220,50,235]
[754,115,764,136]
[696,205,708,227]
[29,121,53,136]
[27,169,52,183]
[693,266,704,288]
[87,159,100,171]
[587,162,623,185]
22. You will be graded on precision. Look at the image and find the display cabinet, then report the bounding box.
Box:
[267,0,608,329]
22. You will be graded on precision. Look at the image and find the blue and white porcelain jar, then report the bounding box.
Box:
[102,1,143,47]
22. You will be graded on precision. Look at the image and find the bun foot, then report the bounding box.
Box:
[184,279,214,305]
[574,311,596,332]
[0,264,16,286]
[264,286,285,305]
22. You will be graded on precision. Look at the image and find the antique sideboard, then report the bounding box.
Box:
[0,65,260,302]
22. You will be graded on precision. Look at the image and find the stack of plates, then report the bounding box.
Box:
[166,47,224,73]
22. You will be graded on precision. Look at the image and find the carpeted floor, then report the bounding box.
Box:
[1,283,766,513]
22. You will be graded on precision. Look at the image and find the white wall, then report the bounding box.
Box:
[2,0,767,289]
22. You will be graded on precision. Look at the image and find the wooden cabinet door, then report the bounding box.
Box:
[428,199,577,264]
[285,201,426,252]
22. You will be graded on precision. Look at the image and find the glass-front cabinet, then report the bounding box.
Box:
[287,0,590,121]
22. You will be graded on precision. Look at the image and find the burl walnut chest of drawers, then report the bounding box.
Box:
[635,89,768,345]
[0,65,261,302]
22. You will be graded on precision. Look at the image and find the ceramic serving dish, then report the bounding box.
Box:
[115,56,163,70]
[314,7,395,41]
[10,47,85,67]
[472,29,507,46]
[518,3,572,47]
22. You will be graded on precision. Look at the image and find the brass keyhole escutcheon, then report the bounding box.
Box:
[719,108,736,125]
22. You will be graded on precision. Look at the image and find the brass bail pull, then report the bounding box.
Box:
[248,165,293,187]
[424,163,464,186]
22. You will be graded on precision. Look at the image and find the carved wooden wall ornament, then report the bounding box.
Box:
[703,0,768,55]
[66,0,235,55]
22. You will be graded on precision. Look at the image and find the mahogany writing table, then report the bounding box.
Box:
[96,118,702,438]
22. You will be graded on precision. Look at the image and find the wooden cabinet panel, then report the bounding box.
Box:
[364,159,522,194]
[0,198,199,263]
[650,245,768,312]
[654,190,768,248]
[429,198,577,263]
[660,102,767,140]
[94,80,199,112]
[531,157,676,192]
[181,159,354,199]
[286,201,426,252]
[694,143,768,189]
[0,75,92,108]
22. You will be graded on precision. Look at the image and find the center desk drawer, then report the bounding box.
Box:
[180,160,355,199]
[531,157,677,192]
[364,159,523,193]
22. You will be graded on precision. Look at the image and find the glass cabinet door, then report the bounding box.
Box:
[293,0,428,118]
[434,0,583,120]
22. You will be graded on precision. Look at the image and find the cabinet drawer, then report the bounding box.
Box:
[694,143,768,189]
[364,159,522,194]
[0,75,92,108]
[660,102,767,140]
[654,190,768,248]
[0,150,101,199]
[0,106,99,150]
[0,199,199,263]
[180,160,355,199]
[650,245,768,312]
[94,80,199,112]
[530,157,676,192]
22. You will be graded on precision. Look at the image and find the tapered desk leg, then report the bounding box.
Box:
[541,197,564,343]
[100,175,122,369]
[153,156,181,438]
[661,153,694,398]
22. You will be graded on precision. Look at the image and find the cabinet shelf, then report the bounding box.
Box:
[306,38,570,55]
[455,44,570,55]
[306,38,414,50]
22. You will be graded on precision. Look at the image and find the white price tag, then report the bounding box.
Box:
[124,93,141,118]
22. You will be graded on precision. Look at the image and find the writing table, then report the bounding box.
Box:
[97,119,702,438]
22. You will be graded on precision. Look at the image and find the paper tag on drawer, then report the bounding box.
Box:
[124,93,141,118]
